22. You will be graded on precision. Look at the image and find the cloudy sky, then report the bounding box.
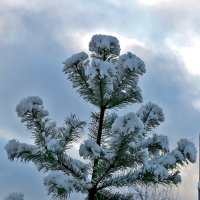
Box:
[0,0,200,199]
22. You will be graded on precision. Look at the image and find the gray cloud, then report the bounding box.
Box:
[137,0,200,46]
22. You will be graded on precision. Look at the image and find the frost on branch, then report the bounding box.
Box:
[4,192,24,200]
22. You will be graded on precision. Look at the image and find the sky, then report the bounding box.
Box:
[0,0,200,199]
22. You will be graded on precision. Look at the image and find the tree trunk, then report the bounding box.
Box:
[88,187,96,200]
[89,107,105,200]
[96,107,105,146]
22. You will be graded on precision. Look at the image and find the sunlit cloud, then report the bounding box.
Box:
[166,35,200,75]
[56,31,147,54]
[193,100,200,110]
[178,163,198,200]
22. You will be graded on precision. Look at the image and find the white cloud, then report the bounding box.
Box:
[166,34,200,75]
[54,30,147,55]
[178,163,198,200]
[192,99,200,111]
[138,0,173,6]
[113,33,147,53]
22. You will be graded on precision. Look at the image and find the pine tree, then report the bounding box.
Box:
[5,34,197,200]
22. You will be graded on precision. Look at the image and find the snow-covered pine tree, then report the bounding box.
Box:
[5,34,196,200]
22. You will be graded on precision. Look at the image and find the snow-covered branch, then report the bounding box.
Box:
[137,102,165,133]
[44,172,89,199]
[5,139,37,161]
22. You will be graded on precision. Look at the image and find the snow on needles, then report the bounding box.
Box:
[79,139,104,159]
[137,102,164,132]
[62,34,147,105]
[16,96,48,120]
[152,134,169,152]
[177,139,197,163]
[117,52,146,75]
[63,52,88,72]
[89,34,120,56]
[44,172,87,197]
[85,59,116,79]
[112,112,144,135]
[85,59,116,92]
[5,139,36,160]
[108,112,144,148]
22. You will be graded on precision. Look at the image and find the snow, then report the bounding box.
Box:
[138,134,169,152]
[65,114,86,129]
[137,102,164,132]
[108,112,144,149]
[4,192,24,200]
[144,164,169,181]
[42,114,85,153]
[117,52,146,74]
[177,139,197,163]
[44,172,87,197]
[79,139,104,159]
[170,149,184,162]
[44,121,57,135]
[85,59,116,79]
[85,58,116,92]
[16,96,48,119]
[46,138,61,152]
[152,134,169,152]
[62,155,89,180]
[4,139,36,160]
[112,112,144,135]
[89,34,120,56]
[158,154,177,168]
[137,148,149,164]
[63,52,88,71]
